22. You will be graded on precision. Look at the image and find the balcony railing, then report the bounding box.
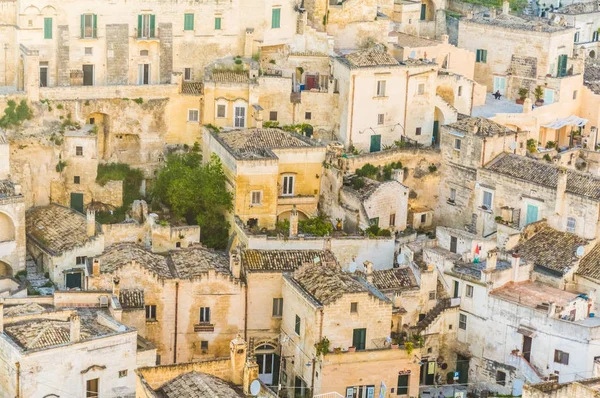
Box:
[194,323,215,332]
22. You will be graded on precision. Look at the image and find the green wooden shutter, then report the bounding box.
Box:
[93,14,97,38]
[420,3,426,20]
[271,8,281,28]
[150,14,156,38]
[44,18,52,39]
[80,14,85,38]
[184,13,194,30]
[137,15,142,38]
[483,50,487,63]
[215,17,221,30]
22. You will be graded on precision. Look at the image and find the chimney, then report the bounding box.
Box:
[486,250,497,271]
[112,277,120,299]
[441,34,449,44]
[86,209,96,238]
[393,168,404,182]
[364,261,374,284]
[555,168,567,216]
[0,298,4,333]
[230,336,247,385]
[70,314,81,343]
[511,253,521,282]
[230,248,242,279]
[502,0,510,14]
[289,205,299,237]
[92,259,100,276]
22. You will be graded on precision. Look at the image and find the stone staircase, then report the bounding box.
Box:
[411,298,452,333]
[25,253,53,294]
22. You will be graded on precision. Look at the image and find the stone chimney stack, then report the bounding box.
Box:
[555,168,567,216]
[92,259,100,276]
[86,209,96,238]
[230,336,247,385]
[112,277,120,299]
[230,248,242,279]
[511,253,521,282]
[486,250,497,271]
[502,0,510,14]
[70,314,81,343]
[364,261,374,284]
[289,205,299,237]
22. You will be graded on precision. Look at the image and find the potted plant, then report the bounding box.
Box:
[516,88,529,104]
[348,346,356,352]
[534,86,544,106]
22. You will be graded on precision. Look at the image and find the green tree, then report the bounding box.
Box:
[0,100,32,128]
[153,152,233,249]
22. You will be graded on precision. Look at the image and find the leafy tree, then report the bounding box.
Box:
[299,215,333,236]
[152,152,233,249]
[0,100,32,128]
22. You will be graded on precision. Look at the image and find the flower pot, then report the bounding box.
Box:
[348,346,356,352]
[391,344,399,349]
[535,100,544,106]
[516,99,525,105]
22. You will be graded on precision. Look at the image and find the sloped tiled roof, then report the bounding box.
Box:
[372,268,418,291]
[211,70,249,84]
[181,81,203,95]
[556,1,598,14]
[393,32,438,48]
[157,371,245,398]
[485,153,600,200]
[95,243,172,278]
[339,50,400,68]
[4,303,50,316]
[447,116,516,137]
[171,246,230,278]
[26,204,99,255]
[467,13,570,33]
[0,180,16,198]
[242,249,338,272]
[514,225,587,274]
[577,244,600,280]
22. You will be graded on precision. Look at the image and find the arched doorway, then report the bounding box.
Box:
[255,343,280,386]
[0,212,15,242]
[277,209,309,222]
[87,112,110,159]
[0,261,13,277]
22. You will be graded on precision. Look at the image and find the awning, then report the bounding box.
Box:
[516,326,536,338]
[542,115,588,130]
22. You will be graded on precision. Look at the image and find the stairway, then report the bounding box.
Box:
[25,253,53,294]
[411,298,452,333]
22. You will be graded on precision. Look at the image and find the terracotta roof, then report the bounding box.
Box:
[514,225,587,274]
[0,180,16,198]
[467,13,570,33]
[372,268,418,291]
[447,116,516,137]
[95,243,172,278]
[170,246,230,278]
[26,204,99,256]
[210,70,249,84]
[242,249,338,272]
[157,371,245,398]
[339,50,400,68]
[120,289,144,309]
[181,81,203,95]
[577,244,600,280]
[215,128,319,160]
[486,154,600,200]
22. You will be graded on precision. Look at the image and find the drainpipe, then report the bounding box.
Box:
[173,281,179,364]
[348,74,356,147]
[244,283,248,341]
[470,81,475,115]
[15,362,20,398]
[311,308,324,394]
[403,70,410,138]
[482,138,487,167]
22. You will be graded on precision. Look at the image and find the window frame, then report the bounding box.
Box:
[251,190,263,206]
[81,13,97,39]
[214,16,222,30]
[459,313,467,330]
[554,349,569,365]
[234,104,246,128]
[272,297,283,317]
[352,328,366,350]
[145,304,157,321]
[376,80,387,97]
[199,307,211,323]
[271,8,281,29]
[377,113,384,125]
[458,86,463,97]
[187,108,199,122]
[417,83,425,95]
[269,111,278,121]
[184,13,195,31]
[397,374,409,395]
[86,378,99,398]
[496,370,506,386]
[350,302,358,313]
[305,111,312,120]
[476,49,487,63]
[184,67,192,81]
[566,217,576,233]
[216,103,227,119]
[138,14,155,39]
[482,190,493,210]
[282,174,295,196]
[118,370,128,378]
[389,213,396,227]
[449,188,456,203]
[74,176,81,185]
[76,146,83,156]
[416,127,422,135]
[466,284,474,298]
[44,17,53,40]
[454,138,461,151]
[295,314,301,335]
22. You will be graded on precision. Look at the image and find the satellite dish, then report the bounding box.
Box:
[576,246,585,257]
[250,379,261,396]
[509,141,517,150]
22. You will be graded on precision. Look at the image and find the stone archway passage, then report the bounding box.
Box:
[0,212,16,242]
[0,261,13,277]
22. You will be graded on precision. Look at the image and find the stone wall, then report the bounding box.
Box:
[106,24,130,85]
[137,358,232,390]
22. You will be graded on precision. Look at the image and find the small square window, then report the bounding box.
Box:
[305,112,312,120]
[184,68,192,81]
[449,324,453,330]
[76,146,83,156]
[416,127,422,135]
[85,47,93,56]
[454,138,461,150]
[269,111,278,121]
[201,340,209,350]
[118,370,128,378]
[377,113,384,125]
[428,291,436,300]
[466,284,474,298]
[573,90,578,100]
[251,190,262,205]
[458,86,463,97]
[74,176,81,184]
[76,256,87,265]
[496,370,506,386]
[421,213,426,223]
[417,83,425,95]
[188,109,199,122]
[200,307,211,323]
[145,305,157,321]
[176,242,181,248]
[217,104,226,118]
[555,350,569,365]
[459,313,467,330]
[350,302,358,313]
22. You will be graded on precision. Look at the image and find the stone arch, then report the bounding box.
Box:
[40,5,58,15]
[0,261,13,277]
[87,112,111,160]
[277,209,309,221]
[0,211,15,242]
[421,0,436,21]
[23,5,41,15]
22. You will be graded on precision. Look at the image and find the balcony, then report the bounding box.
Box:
[277,194,318,206]
[193,323,215,333]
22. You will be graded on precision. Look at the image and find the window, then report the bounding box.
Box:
[74,176,81,184]
[282,175,295,196]
[85,47,93,56]
[86,378,99,398]
[272,298,283,317]
[377,113,384,125]
[476,49,487,63]
[449,188,456,203]
[496,370,506,386]
[450,236,458,254]
[593,31,599,42]
[215,17,222,30]
[76,256,87,265]
[454,138,461,150]
[199,307,211,323]
[81,14,97,39]
[482,191,493,210]
[140,50,149,56]
[567,217,576,233]
[458,86,463,96]
[352,328,366,350]
[369,217,379,227]
[269,111,278,121]
[201,340,209,350]
[184,13,194,30]
[138,14,156,39]
[295,314,301,335]
[138,63,150,85]
[420,213,426,223]
[305,112,312,120]
[118,370,128,378]
[76,146,83,156]
[420,2,427,20]
[459,313,467,330]
[176,241,181,248]
[44,17,53,39]
[376,80,386,97]
[416,127,422,135]
[573,90,578,100]
[350,302,358,313]
[234,105,246,128]
[557,54,568,77]
[217,104,226,118]
[188,109,199,122]
[417,83,425,95]
[251,190,262,206]
[346,386,375,398]
[466,284,474,298]
[145,305,157,321]
[429,291,436,300]
[397,374,409,395]
[574,32,579,43]
[389,213,396,227]
[554,350,569,365]
[184,68,192,81]
[271,8,281,28]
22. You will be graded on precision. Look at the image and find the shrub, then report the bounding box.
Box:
[356,163,378,178]
[299,215,333,236]
[428,164,437,173]
[543,154,552,162]
[0,100,33,128]
[133,97,144,104]
[352,177,365,190]
[545,141,556,149]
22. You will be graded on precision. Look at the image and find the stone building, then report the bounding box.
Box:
[26,204,104,289]
[0,291,156,398]
[0,132,26,276]
[280,260,420,397]
[523,378,600,398]
[203,127,326,230]
[554,2,600,60]
[87,243,245,365]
